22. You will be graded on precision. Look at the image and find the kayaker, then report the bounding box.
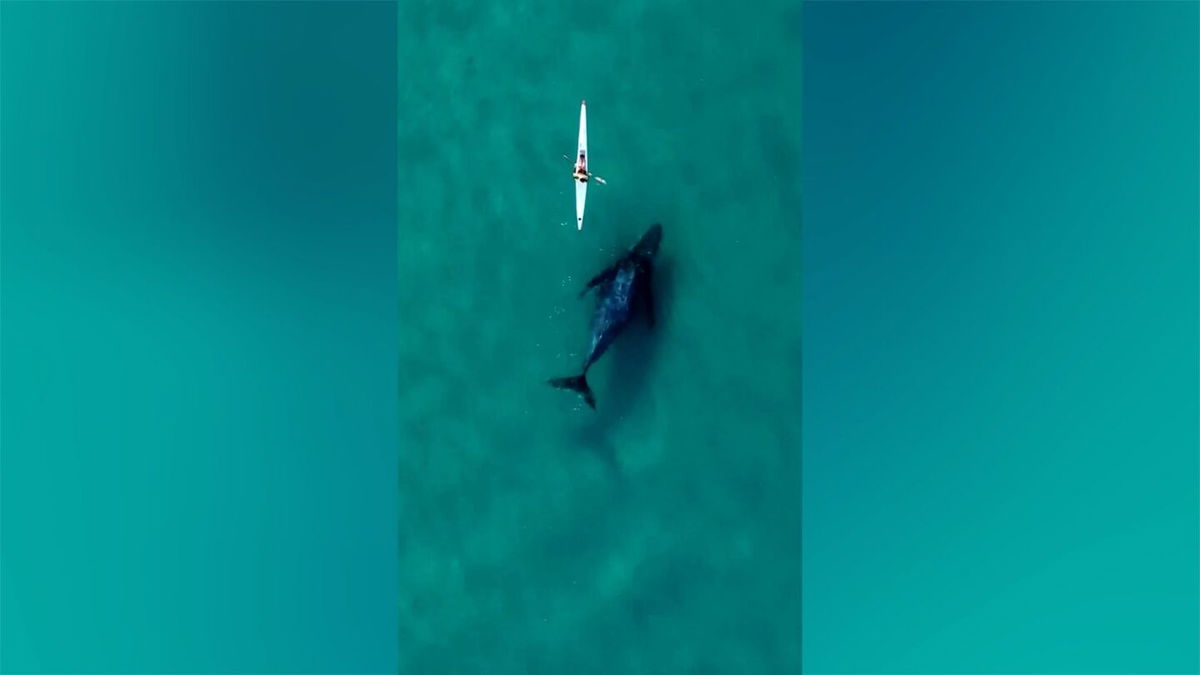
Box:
[573,153,589,182]
[567,152,604,185]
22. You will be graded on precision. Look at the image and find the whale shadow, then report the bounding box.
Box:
[572,257,674,481]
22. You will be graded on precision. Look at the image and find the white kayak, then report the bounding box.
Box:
[575,100,587,230]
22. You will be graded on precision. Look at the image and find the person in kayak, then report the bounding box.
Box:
[568,152,606,184]
[573,152,589,182]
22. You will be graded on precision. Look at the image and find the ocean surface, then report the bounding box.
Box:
[396,1,803,671]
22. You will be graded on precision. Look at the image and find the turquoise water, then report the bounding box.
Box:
[396,1,802,671]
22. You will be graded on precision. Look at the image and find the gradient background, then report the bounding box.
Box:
[2,3,397,672]
[803,3,1199,673]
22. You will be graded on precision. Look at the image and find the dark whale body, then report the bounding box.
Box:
[549,223,662,409]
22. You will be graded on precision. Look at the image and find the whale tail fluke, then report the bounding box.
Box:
[548,373,595,410]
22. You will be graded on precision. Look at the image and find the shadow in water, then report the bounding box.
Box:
[572,258,674,481]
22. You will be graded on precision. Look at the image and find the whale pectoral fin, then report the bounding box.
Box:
[580,264,618,298]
